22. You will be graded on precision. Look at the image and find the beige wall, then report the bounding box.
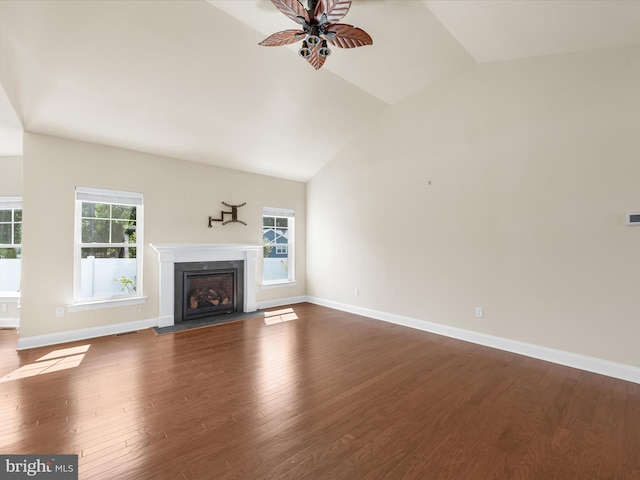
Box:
[0,156,22,194]
[307,45,640,367]
[20,133,305,338]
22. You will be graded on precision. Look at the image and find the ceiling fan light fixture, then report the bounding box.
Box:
[318,40,331,58]
[260,0,372,70]
[298,41,312,58]
[307,34,321,47]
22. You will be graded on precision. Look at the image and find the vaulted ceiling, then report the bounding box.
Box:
[1,0,639,181]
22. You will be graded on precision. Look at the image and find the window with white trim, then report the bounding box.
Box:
[0,196,22,295]
[74,187,143,302]
[262,207,294,284]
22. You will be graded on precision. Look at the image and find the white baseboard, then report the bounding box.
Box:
[257,296,307,310]
[17,318,157,350]
[14,296,307,350]
[15,296,639,385]
[306,296,640,385]
[0,318,19,328]
[14,296,308,349]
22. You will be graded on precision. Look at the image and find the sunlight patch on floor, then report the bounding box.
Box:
[0,344,90,382]
[264,308,298,325]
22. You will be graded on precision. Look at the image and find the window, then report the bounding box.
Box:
[74,187,143,302]
[0,196,22,295]
[262,207,294,284]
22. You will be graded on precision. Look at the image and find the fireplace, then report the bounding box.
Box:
[174,261,244,323]
[150,244,260,328]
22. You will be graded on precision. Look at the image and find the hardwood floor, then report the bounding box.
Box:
[1,303,639,479]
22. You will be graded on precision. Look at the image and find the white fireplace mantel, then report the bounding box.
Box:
[150,243,261,327]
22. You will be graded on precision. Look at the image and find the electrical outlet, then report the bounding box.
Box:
[354,288,359,296]
[475,307,483,318]
[56,307,65,317]
[1,304,7,312]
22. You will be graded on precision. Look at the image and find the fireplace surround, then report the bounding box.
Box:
[150,244,260,328]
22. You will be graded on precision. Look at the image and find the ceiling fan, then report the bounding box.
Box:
[259,0,373,70]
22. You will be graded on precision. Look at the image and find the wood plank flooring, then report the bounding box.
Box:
[1,302,639,479]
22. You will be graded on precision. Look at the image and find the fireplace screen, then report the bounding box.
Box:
[184,270,235,320]
[174,260,244,323]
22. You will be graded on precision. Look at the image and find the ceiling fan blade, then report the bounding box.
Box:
[305,46,327,70]
[318,0,351,23]
[313,0,325,22]
[270,0,309,25]
[325,23,373,48]
[259,30,305,46]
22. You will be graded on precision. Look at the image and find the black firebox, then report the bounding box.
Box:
[174,261,244,323]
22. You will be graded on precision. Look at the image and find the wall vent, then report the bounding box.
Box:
[627,213,640,225]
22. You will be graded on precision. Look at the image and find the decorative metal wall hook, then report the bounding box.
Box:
[208,202,247,227]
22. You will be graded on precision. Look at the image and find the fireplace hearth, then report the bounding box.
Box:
[174,261,244,323]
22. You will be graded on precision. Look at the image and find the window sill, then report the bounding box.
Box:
[262,281,297,289]
[67,296,147,313]
[0,293,20,303]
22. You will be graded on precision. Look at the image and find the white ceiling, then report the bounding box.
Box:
[425,0,640,63]
[1,0,639,181]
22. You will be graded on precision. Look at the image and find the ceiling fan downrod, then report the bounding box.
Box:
[302,1,329,57]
